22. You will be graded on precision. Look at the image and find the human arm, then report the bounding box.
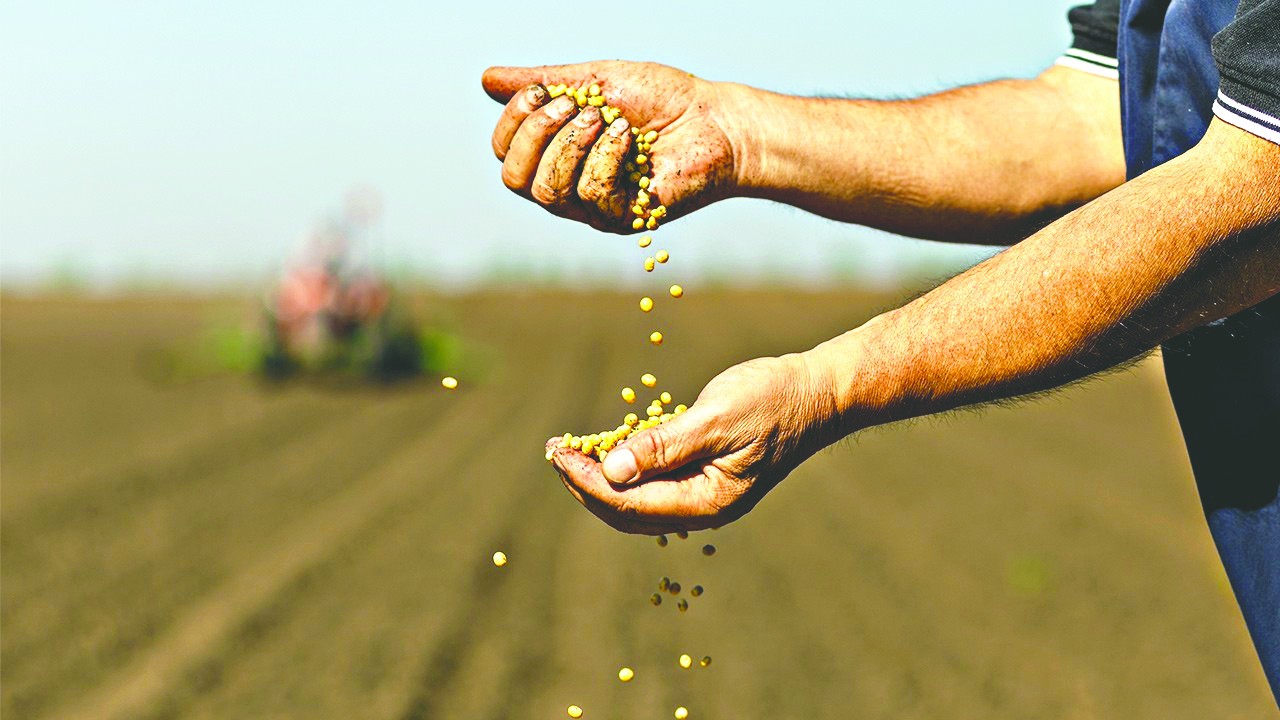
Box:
[482,62,1123,243]
[547,119,1280,532]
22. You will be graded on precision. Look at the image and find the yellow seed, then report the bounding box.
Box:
[652,204,667,218]
[621,387,636,403]
[699,656,711,667]
[636,190,650,205]
[632,204,645,216]
[441,376,458,389]
[655,250,669,263]
[618,667,634,682]
[641,373,657,388]
[632,126,642,135]
[644,257,656,272]
[638,176,650,189]
[628,172,642,184]
[635,153,648,165]
[492,551,507,567]
[660,391,672,404]
[656,534,668,547]
[598,449,608,461]
[588,95,605,107]
[679,654,692,669]
[660,413,674,422]
[702,544,716,556]
[565,86,577,97]
[638,235,652,248]
[650,331,664,345]
[601,107,618,124]
[624,412,639,426]
[588,83,601,96]
[548,85,565,98]
[674,404,687,414]
[632,217,644,230]
[574,88,588,106]
[669,285,683,298]
[640,296,654,312]
[568,705,583,719]
[644,130,659,143]
[690,585,703,596]
[570,436,582,449]
[677,598,688,612]
[646,217,658,230]
[646,405,661,417]
[675,707,689,720]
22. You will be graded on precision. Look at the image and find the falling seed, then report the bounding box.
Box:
[650,593,663,606]
[441,376,458,389]
[702,544,716,556]
[677,599,688,612]
[674,707,689,720]
[676,530,688,540]
[618,667,635,682]
[492,551,507,567]
[567,705,583,718]
[658,577,670,592]
[679,654,692,669]
[690,585,703,597]
[656,534,668,547]
[668,582,681,595]
[699,656,711,667]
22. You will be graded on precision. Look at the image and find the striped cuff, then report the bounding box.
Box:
[1213,90,1280,146]
[1054,48,1119,80]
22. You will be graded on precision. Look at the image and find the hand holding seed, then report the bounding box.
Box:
[481,61,741,233]
[546,355,833,534]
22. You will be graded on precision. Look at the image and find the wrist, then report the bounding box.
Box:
[709,81,779,196]
[800,313,916,438]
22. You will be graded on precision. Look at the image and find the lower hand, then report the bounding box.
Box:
[546,354,839,534]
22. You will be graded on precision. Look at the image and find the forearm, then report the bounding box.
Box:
[803,120,1280,434]
[719,67,1124,245]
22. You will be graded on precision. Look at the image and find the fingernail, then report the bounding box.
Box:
[574,105,601,126]
[607,116,630,136]
[519,85,548,111]
[602,448,639,484]
[546,95,575,119]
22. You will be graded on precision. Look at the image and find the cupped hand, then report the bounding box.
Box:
[546,354,839,534]
[482,61,741,233]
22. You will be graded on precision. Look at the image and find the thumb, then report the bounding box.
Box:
[602,406,722,485]
[481,63,591,102]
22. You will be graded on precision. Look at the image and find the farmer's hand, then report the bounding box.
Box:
[546,354,838,534]
[482,61,743,233]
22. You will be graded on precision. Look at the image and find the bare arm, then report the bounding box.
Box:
[483,63,1123,243]
[726,66,1125,244]
[812,118,1279,430]
[548,119,1279,533]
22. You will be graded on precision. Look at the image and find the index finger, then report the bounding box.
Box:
[482,64,595,102]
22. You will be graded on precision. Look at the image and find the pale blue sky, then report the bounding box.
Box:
[0,0,1081,289]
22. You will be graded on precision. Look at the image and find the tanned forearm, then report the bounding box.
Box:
[717,67,1125,245]
[800,119,1280,434]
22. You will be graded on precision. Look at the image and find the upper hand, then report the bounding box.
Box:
[482,61,741,233]
[545,354,838,534]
